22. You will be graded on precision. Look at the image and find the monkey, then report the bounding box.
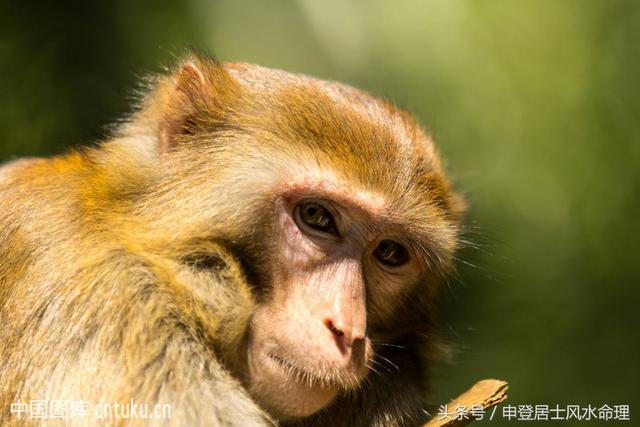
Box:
[0,54,466,426]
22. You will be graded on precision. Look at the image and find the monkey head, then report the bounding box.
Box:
[135,57,465,421]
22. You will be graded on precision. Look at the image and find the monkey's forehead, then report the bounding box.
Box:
[222,62,450,207]
[225,62,412,129]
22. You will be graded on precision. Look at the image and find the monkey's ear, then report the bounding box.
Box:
[157,56,239,154]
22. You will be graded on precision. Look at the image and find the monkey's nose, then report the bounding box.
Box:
[324,319,365,357]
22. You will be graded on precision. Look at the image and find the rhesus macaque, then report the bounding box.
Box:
[0,54,465,426]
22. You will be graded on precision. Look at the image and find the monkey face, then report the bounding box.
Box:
[244,177,428,419]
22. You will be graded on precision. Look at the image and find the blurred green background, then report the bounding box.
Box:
[1,1,638,425]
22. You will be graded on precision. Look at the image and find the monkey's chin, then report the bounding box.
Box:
[248,351,340,420]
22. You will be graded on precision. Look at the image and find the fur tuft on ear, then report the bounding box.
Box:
[155,54,241,154]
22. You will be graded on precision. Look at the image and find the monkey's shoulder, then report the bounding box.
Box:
[0,155,92,263]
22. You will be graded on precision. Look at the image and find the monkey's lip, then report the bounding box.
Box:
[265,353,359,390]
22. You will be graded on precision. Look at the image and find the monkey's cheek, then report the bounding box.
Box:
[247,350,338,419]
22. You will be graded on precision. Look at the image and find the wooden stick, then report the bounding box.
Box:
[424,379,509,427]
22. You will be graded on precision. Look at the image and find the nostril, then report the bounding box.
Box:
[324,319,349,355]
[324,319,345,337]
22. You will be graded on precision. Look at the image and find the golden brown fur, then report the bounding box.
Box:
[0,54,464,426]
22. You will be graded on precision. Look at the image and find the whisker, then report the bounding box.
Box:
[365,362,383,379]
[376,354,400,371]
[371,341,407,350]
[371,358,392,373]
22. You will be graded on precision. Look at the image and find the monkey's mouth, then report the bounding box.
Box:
[266,353,362,390]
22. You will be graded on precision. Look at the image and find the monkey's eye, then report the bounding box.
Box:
[296,201,338,236]
[374,240,409,267]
